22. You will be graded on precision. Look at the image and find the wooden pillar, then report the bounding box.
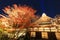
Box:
[48,32,57,40]
[36,32,42,39]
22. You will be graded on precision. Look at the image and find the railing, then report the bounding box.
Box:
[28,27,60,32]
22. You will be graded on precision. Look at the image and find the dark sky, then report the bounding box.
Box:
[0,0,60,18]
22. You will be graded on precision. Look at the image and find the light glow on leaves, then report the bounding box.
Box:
[0,4,36,32]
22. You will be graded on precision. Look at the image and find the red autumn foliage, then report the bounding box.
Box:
[2,4,36,29]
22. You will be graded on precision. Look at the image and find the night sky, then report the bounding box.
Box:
[0,0,60,18]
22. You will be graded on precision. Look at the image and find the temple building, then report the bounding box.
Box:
[27,13,60,40]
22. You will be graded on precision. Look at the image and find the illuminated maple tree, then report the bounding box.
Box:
[0,4,37,39]
[2,4,36,29]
